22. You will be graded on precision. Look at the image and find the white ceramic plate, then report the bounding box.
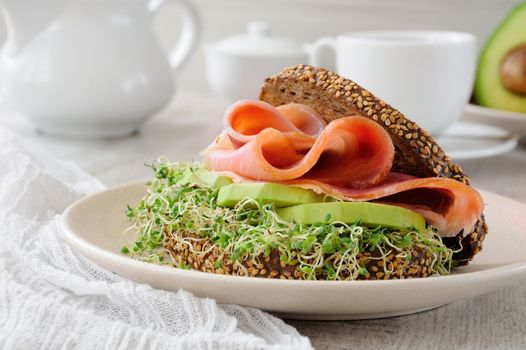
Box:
[462,103,526,135]
[60,181,526,320]
[435,121,519,161]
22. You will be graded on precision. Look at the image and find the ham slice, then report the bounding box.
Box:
[204,100,394,188]
[282,174,484,237]
[203,100,484,237]
[214,171,484,237]
[224,100,326,150]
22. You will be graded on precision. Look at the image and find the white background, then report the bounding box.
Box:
[0,0,518,92]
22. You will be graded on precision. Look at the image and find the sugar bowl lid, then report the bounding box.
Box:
[209,22,305,56]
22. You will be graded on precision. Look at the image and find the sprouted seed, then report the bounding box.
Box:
[123,159,458,280]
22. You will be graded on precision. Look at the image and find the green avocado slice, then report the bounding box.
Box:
[474,2,526,112]
[277,202,426,232]
[217,182,325,208]
[179,168,233,189]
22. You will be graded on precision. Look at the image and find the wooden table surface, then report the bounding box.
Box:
[4,92,526,350]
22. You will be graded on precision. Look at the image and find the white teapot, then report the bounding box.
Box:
[0,0,200,138]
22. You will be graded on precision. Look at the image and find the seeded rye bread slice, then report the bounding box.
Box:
[259,64,488,263]
[163,65,487,280]
[165,231,439,280]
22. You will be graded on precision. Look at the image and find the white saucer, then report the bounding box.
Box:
[60,181,526,320]
[462,104,526,135]
[435,121,519,161]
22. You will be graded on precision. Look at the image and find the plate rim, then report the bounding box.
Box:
[465,103,526,120]
[437,120,520,160]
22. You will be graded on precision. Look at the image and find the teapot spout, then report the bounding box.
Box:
[1,0,68,55]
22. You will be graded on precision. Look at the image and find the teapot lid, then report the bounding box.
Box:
[210,22,305,56]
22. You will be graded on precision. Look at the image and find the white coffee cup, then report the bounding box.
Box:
[308,31,477,134]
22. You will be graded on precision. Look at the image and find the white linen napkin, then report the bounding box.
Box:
[0,129,312,350]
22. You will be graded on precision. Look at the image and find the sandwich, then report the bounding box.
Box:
[123,64,486,281]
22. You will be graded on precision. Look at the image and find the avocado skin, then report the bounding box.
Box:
[474,2,526,113]
[179,169,233,189]
[277,202,426,232]
[218,182,325,208]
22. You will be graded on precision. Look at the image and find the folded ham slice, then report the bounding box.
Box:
[205,100,394,188]
[282,174,484,237]
[224,100,326,150]
[203,100,484,237]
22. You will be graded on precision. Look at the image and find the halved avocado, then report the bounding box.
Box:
[179,168,233,189]
[217,182,325,207]
[474,2,526,113]
[277,202,426,232]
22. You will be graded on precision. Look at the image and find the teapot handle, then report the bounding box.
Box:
[150,0,200,75]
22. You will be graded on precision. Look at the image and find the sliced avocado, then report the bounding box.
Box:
[277,202,426,232]
[217,182,325,208]
[474,2,526,113]
[178,168,233,189]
